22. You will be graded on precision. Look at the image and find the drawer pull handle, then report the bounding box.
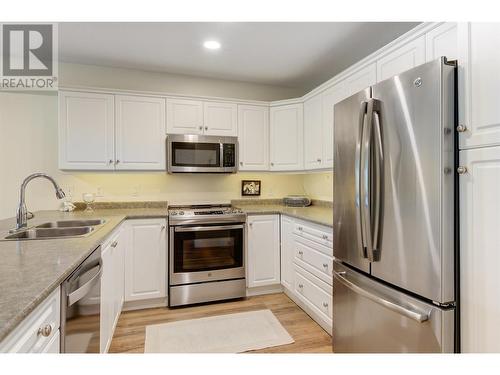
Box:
[298,226,303,231]
[323,302,329,308]
[298,284,303,289]
[298,250,303,255]
[111,241,118,248]
[322,234,328,240]
[323,263,328,268]
[38,324,52,337]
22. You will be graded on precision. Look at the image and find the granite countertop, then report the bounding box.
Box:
[232,201,333,228]
[0,207,167,343]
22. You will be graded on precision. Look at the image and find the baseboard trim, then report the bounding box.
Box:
[246,284,283,297]
[122,297,168,311]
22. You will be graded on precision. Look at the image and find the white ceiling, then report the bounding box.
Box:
[59,22,420,91]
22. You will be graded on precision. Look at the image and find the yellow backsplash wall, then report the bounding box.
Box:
[302,171,334,202]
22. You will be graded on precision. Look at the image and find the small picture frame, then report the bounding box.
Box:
[241,180,261,196]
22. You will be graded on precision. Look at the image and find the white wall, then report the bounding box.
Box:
[0,92,311,220]
[59,63,303,101]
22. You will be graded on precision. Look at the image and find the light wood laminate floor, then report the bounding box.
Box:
[109,293,333,353]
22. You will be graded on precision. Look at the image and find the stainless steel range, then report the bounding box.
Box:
[168,204,246,307]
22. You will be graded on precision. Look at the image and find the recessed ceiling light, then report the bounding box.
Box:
[203,40,221,50]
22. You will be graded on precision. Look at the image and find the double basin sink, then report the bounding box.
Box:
[4,219,106,240]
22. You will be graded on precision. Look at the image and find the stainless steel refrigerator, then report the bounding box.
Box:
[332,57,458,353]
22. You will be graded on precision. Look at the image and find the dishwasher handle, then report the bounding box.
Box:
[67,259,103,307]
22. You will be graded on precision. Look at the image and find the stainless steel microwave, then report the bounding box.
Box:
[167,134,238,173]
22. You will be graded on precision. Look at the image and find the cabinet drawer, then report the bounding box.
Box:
[0,287,60,353]
[293,220,333,250]
[293,266,332,322]
[293,237,333,285]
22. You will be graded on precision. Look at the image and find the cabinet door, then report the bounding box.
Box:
[322,81,347,169]
[247,215,280,288]
[280,216,294,290]
[115,95,166,170]
[100,242,114,353]
[203,101,238,136]
[426,23,458,62]
[460,146,500,352]
[458,23,500,149]
[124,219,167,302]
[59,91,115,170]
[376,36,426,82]
[270,103,304,171]
[238,105,269,171]
[344,63,377,96]
[112,228,126,322]
[166,98,203,134]
[304,94,324,170]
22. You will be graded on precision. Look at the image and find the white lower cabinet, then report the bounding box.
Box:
[124,218,167,302]
[0,287,61,353]
[280,215,333,334]
[246,215,281,288]
[460,146,500,352]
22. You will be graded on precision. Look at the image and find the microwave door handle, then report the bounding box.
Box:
[356,101,368,259]
[174,224,245,232]
[220,142,224,168]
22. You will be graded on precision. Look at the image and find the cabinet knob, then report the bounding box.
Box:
[456,124,468,133]
[298,284,303,289]
[205,126,208,130]
[298,250,303,255]
[317,158,322,162]
[108,159,113,165]
[323,302,329,308]
[111,241,118,248]
[270,162,274,166]
[199,126,203,130]
[457,166,468,175]
[38,324,52,337]
[322,234,328,240]
[249,222,253,227]
[298,226,303,231]
[323,263,328,268]
[115,160,120,164]
[240,162,243,166]
[161,225,166,231]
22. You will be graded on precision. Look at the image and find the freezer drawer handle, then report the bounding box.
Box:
[333,270,430,323]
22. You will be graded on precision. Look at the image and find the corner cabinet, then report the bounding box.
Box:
[246,215,281,288]
[238,105,269,171]
[59,91,115,170]
[270,103,304,171]
[124,218,167,302]
[460,146,500,352]
[458,23,500,149]
[59,91,167,171]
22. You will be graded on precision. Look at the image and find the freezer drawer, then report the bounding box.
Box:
[332,261,455,353]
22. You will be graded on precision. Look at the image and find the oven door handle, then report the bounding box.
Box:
[174,224,245,232]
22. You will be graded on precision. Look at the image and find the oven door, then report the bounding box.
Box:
[170,224,245,285]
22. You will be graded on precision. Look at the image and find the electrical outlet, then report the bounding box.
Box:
[96,187,104,197]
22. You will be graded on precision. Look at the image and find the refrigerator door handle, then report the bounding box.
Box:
[360,99,374,260]
[333,270,430,323]
[368,99,383,261]
[355,101,368,258]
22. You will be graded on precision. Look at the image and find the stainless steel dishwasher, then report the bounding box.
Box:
[60,246,102,353]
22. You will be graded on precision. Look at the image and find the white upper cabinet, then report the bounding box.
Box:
[115,95,166,170]
[166,98,203,135]
[459,146,500,352]
[124,218,167,302]
[322,81,347,169]
[304,94,324,170]
[270,103,304,171]
[203,101,238,136]
[238,105,269,171]
[376,35,426,82]
[426,22,458,62]
[344,63,377,96]
[458,23,500,149]
[247,215,281,288]
[59,91,115,170]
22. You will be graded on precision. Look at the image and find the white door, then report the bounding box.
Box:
[247,215,280,288]
[166,98,203,135]
[124,219,167,302]
[344,63,377,96]
[303,94,324,170]
[376,36,426,82]
[460,146,500,352]
[280,215,294,290]
[203,101,238,136]
[100,241,114,353]
[458,23,500,149]
[58,91,115,170]
[322,81,347,169]
[426,23,458,62]
[238,105,269,171]
[115,95,166,170]
[270,103,304,171]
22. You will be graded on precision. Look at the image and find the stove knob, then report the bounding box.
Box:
[180,211,185,215]
[170,211,177,216]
